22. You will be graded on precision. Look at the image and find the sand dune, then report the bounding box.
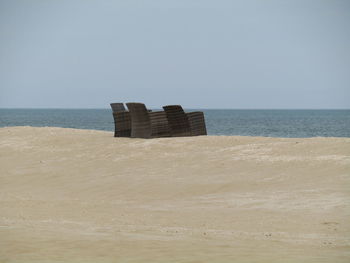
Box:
[1,126,350,262]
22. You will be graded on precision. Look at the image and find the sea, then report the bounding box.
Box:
[0,109,349,138]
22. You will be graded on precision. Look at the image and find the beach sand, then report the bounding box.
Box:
[0,126,349,262]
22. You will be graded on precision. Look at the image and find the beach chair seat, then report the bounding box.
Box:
[186,111,207,136]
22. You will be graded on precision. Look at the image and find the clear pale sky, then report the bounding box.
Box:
[0,0,349,109]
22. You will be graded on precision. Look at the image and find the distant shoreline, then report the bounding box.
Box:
[1,126,349,139]
[1,108,350,110]
[1,109,349,137]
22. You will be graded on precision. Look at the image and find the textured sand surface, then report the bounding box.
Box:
[1,126,350,263]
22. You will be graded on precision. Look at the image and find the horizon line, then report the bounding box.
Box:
[1,107,349,110]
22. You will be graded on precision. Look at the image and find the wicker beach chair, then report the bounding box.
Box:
[110,103,126,112]
[110,103,131,137]
[126,102,170,138]
[163,105,207,136]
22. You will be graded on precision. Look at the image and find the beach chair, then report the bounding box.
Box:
[126,103,170,138]
[110,103,126,112]
[110,103,131,137]
[163,105,207,136]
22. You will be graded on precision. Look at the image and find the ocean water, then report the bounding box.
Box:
[0,109,349,138]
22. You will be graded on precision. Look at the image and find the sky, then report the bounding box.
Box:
[0,0,349,109]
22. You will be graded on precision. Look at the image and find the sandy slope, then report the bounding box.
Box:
[0,126,350,263]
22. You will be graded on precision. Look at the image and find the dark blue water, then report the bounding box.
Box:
[0,109,349,137]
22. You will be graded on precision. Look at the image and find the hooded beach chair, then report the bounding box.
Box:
[163,105,207,136]
[126,102,170,138]
[110,103,131,137]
